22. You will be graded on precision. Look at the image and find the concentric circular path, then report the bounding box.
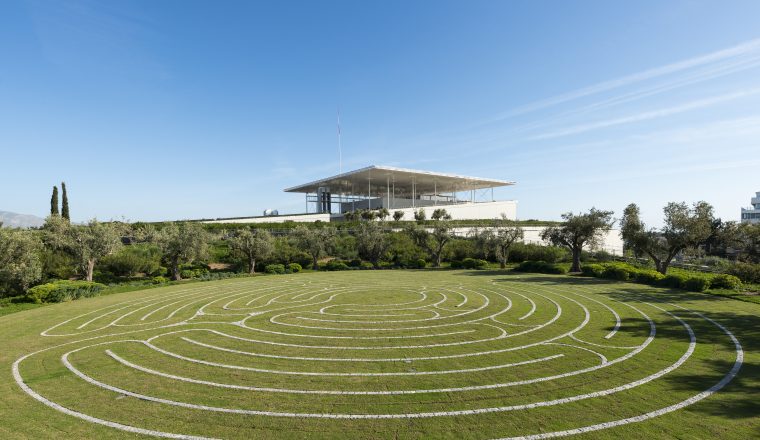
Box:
[12,271,743,439]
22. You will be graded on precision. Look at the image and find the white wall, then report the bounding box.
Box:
[387,201,518,221]
[447,226,624,255]
[203,213,331,224]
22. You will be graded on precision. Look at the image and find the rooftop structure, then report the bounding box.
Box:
[741,191,760,224]
[284,165,516,216]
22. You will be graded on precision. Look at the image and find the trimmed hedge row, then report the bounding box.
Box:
[580,262,742,292]
[450,258,489,270]
[513,260,568,275]
[25,280,107,303]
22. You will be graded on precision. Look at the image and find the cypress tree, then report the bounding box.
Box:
[50,186,59,216]
[61,182,70,221]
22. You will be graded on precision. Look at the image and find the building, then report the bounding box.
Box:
[205,165,517,223]
[201,164,623,254]
[740,191,760,224]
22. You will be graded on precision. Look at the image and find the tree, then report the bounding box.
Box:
[377,208,390,221]
[620,201,714,274]
[406,209,453,267]
[50,186,59,216]
[0,229,43,295]
[431,208,452,221]
[41,217,121,282]
[737,223,760,263]
[489,214,524,269]
[68,220,123,282]
[153,222,209,280]
[343,211,359,222]
[393,210,404,222]
[355,221,390,268]
[61,182,70,221]
[414,208,427,224]
[291,226,336,270]
[360,210,376,221]
[541,208,614,272]
[228,228,273,274]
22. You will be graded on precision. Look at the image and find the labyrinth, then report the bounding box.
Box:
[2,270,759,439]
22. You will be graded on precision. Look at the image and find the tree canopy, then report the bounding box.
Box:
[541,208,614,272]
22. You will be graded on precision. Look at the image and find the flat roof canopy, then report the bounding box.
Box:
[284,165,515,195]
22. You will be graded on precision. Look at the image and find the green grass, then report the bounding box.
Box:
[0,270,758,439]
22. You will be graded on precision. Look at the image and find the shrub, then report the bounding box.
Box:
[659,274,688,289]
[592,250,614,262]
[581,264,604,277]
[449,260,463,269]
[323,260,350,271]
[265,264,286,274]
[631,269,665,284]
[601,265,630,281]
[514,260,567,275]
[287,263,302,273]
[726,262,760,284]
[709,274,742,290]
[25,280,106,304]
[461,258,488,270]
[683,276,710,292]
[359,261,375,270]
[151,276,169,284]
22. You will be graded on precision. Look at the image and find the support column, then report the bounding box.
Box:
[386,176,390,210]
[368,176,372,210]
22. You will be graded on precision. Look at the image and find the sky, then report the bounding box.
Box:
[1,0,759,226]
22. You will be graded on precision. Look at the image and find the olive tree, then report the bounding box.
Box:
[406,209,453,267]
[355,221,390,268]
[228,228,273,274]
[42,216,122,282]
[620,202,714,274]
[153,222,209,280]
[393,210,404,222]
[0,229,43,295]
[541,208,614,272]
[291,226,336,270]
[489,214,524,269]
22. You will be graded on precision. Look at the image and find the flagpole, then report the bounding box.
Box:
[337,107,342,174]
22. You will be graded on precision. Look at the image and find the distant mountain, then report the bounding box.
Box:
[0,211,46,228]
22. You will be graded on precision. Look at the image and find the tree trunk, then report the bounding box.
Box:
[312,256,319,271]
[434,253,441,267]
[500,259,506,269]
[172,261,181,281]
[249,257,256,274]
[570,247,581,273]
[86,259,95,282]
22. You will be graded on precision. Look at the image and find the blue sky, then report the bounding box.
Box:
[1,0,759,226]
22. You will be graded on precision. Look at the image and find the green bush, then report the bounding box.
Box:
[709,274,742,290]
[151,276,169,284]
[359,262,375,270]
[631,269,665,284]
[287,263,302,273]
[461,258,488,270]
[581,264,604,277]
[726,262,760,284]
[323,260,350,271]
[25,280,106,304]
[265,264,286,274]
[659,274,688,289]
[514,260,567,275]
[449,260,463,269]
[683,276,710,292]
[398,258,427,269]
[601,265,630,281]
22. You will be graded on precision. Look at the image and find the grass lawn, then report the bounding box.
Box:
[1,270,758,439]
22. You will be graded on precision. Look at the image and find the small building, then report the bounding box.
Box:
[284,165,517,221]
[741,191,760,224]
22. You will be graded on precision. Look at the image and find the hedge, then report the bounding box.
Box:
[25,280,107,304]
[265,264,286,274]
[578,262,742,292]
[513,260,568,275]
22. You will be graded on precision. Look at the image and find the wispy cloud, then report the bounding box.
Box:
[528,87,760,140]
[479,38,760,124]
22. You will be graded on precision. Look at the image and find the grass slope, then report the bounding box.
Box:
[0,270,758,439]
